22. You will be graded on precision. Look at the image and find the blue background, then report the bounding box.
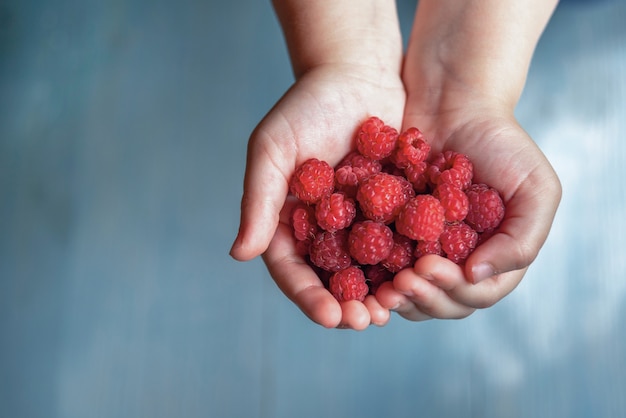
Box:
[1,0,625,417]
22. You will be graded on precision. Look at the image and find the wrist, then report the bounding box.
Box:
[402,0,558,114]
[273,0,403,79]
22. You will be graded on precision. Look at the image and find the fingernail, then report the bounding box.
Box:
[472,262,496,284]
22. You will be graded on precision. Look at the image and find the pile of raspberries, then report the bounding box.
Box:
[289,117,505,303]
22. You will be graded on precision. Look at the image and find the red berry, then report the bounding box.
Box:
[414,240,443,258]
[404,161,430,193]
[434,183,469,223]
[382,233,416,273]
[335,151,382,197]
[428,151,473,190]
[465,183,505,232]
[315,192,357,232]
[291,202,318,241]
[348,220,394,265]
[356,116,399,160]
[329,266,369,302]
[392,127,430,169]
[356,172,415,223]
[440,222,479,264]
[363,264,394,294]
[289,158,335,204]
[396,194,445,242]
[309,230,352,272]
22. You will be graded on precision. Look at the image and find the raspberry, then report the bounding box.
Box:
[348,220,394,265]
[286,117,508,293]
[433,183,469,223]
[440,222,479,264]
[356,172,415,223]
[335,151,382,197]
[356,116,399,160]
[465,183,505,232]
[289,158,335,203]
[315,192,357,232]
[414,240,443,258]
[382,233,416,273]
[329,266,369,302]
[404,161,430,193]
[396,194,445,241]
[428,151,473,190]
[291,202,318,241]
[363,264,394,294]
[309,230,352,272]
[391,127,431,169]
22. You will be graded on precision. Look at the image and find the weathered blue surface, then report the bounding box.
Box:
[1,0,625,417]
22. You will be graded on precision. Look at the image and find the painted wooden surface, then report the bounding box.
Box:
[1,0,625,417]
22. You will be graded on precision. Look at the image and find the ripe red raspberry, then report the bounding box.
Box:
[309,230,352,272]
[348,220,394,265]
[291,202,318,241]
[414,240,443,258]
[391,127,431,169]
[465,183,505,232]
[363,264,394,294]
[329,266,369,302]
[428,151,473,190]
[433,183,470,223]
[334,151,382,197]
[289,158,335,204]
[382,233,416,273]
[404,161,430,193]
[356,172,415,223]
[396,194,445,242]
[315,192,357,232]
[440,222,479,264]
[356,116,399,160]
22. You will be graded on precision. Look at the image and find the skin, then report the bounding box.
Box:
[230,0,562,329]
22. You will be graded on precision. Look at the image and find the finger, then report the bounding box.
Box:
[375,280,433,322]
[337,300,371,331]
[362,295,391,327]
[230,122,295,261]
[262,218,342,329]
[374,281,408,310]
[467,145,561,284]
[416,254,526,309]
[394,261,476,319]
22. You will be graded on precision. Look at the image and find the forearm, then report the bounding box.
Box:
[272,0,403,80]
[403,0,559,111]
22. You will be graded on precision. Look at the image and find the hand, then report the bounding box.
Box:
[376,95,562,320]
[230,64,406,329]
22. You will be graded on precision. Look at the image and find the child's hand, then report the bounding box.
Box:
[376,102,561,320]
[230,64,406,329]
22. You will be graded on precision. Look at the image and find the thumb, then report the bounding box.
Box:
[230,129,292,261]
[465,177,561,283]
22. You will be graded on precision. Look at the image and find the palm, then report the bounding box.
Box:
[375,101,561,320]
[234,65,406,329]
